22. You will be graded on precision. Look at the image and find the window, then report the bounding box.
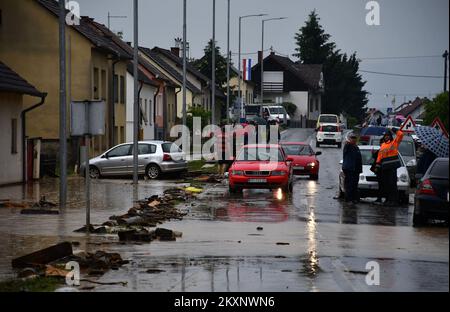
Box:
[120,75,125,104]
[148,99,153,125]
[144,99,148,121]
[11,119,17,154]
[107,144,131,157]
[309,98,314,113]
[93,67,99,99]
[429,160,449,179]
[113,75,119,103]
[162,143,182,153]
[101,70,107,100]
[120,126,125,143]
[315,98,319,111]
[138,144,156,155]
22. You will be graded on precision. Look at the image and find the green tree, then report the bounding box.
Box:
[294,11,368,120]
[424,92,449,131]
[294,10,335,64]
[192,40,235,92]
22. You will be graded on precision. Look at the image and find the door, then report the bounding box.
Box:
[102,144,132,175]
[138,143,157,174]
[27,140,34,181]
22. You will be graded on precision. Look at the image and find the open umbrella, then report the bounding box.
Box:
[415,126,449,158]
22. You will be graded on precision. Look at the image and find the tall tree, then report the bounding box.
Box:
[294,10,335,64]
[192,40,234,92]
[294,11,368,120]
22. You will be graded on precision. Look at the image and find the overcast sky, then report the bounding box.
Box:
[77,0,449,110]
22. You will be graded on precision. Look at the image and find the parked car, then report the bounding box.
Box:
[316,114,340,130]
[228,144,293,193]
[81,141,187,179]
[369,135,417,186]
[316,123,343,148]
[246,115,268,126]
[413,158,449,226]
[338,145,410,204]
[359,126,387,145]
[281,142,321,180]
[262,105,290,124]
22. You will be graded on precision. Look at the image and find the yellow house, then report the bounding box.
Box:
[0,0,131,166]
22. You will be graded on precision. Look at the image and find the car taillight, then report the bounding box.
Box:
[163,154,172,161]
[418,179,436,195]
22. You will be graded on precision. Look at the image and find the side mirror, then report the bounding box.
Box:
[315,151,322,156]
[101,154,108,159]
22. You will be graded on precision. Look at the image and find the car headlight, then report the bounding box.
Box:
[406,159,416,167]
[399,174,409,183]
[232,170,244,176]
[307,162,316,167]
[271,171,287,176]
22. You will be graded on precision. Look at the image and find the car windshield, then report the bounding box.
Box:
[269,107,286,114]
[319,116,338,123]
[428,160,449,179]
[282,144,313,156]
[321,125,338,132]
[399,141,415,157]
[237,147,284,162]
[360,150,377,166]
[246,106,261,114]
[162,143,182,153]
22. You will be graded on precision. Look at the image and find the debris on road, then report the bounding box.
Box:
[118,228,183,242]
[276,242,290,246]
[257,226,264,231]
[12,242,73,268]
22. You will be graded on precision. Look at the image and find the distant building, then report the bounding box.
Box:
[395,97,426,120]
[0,61,45,185]
[251,52,324,126]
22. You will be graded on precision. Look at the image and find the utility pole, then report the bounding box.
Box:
[182,0,187,128]
[59,0,67,208]
[132,0,139,185]
[226,0,231,123]
[443,50,448,92]
[212,0,216,125]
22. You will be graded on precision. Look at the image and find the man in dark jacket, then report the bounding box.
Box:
[342,133,363,203]
[416,147,437,176]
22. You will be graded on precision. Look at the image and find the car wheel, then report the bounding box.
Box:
[146,164,161,180]
[413,213,427,227]
[309,174,319,181]
[89,166,100,179]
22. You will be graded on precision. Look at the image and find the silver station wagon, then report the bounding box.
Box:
[81,141,187,179]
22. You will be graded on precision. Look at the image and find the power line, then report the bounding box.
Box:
[359,69,446,79]
[360,55,442,60]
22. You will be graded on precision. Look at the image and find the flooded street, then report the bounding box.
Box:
[0,129,448,292]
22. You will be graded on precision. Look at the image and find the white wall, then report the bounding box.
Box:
[0,93,23,185]
[286,91,309,119]
[126,73,156,142]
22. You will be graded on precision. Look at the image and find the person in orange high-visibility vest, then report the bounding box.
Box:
[376,128,404,206]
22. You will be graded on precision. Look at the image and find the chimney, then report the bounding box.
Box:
[258,51,263,64]
[171,47,180,57]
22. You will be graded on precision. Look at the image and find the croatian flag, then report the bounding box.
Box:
[243,58,252,81]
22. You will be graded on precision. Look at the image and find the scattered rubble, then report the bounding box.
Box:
[12,242,73,268]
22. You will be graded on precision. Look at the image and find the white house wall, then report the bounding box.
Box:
[126,73,156,142]
[0,93,23,185]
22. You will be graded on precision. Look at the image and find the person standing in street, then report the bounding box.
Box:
[376,128,404,206]
[342,133,363,204]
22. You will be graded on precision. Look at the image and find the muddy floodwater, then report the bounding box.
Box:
[0,129,448,291]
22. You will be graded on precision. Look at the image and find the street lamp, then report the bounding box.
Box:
[261,17,287,103]
[226,0,231,123]
[238,13,267,122]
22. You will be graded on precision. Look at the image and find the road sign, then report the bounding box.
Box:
[70,100,106,136]
[431,117,449,138]
[399,115,416,133]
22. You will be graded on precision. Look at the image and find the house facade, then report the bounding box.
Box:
[0,0,131,170]
[395,97,426,120]
[251,52,324,125]
[0,61,45,185]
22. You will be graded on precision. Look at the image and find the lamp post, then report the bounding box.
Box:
[226,0,231,123]
[238,14,267,122]
[212,0,216,125]
[261,17,287,103]
[132,0,139,185]
[182,0,187,128]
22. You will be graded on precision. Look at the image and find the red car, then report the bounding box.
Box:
[281,142,321,180]
[228,144,294,193]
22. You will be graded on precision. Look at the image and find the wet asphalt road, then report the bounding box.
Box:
[0,128,448,291]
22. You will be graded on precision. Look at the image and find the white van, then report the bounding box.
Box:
[262,106,290,124]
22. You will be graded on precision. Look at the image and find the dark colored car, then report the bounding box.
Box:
[413,158,449,226]
[359,126,387,145]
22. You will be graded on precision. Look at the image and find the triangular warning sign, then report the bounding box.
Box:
[431,117,448,138]
[399,116,416,133]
